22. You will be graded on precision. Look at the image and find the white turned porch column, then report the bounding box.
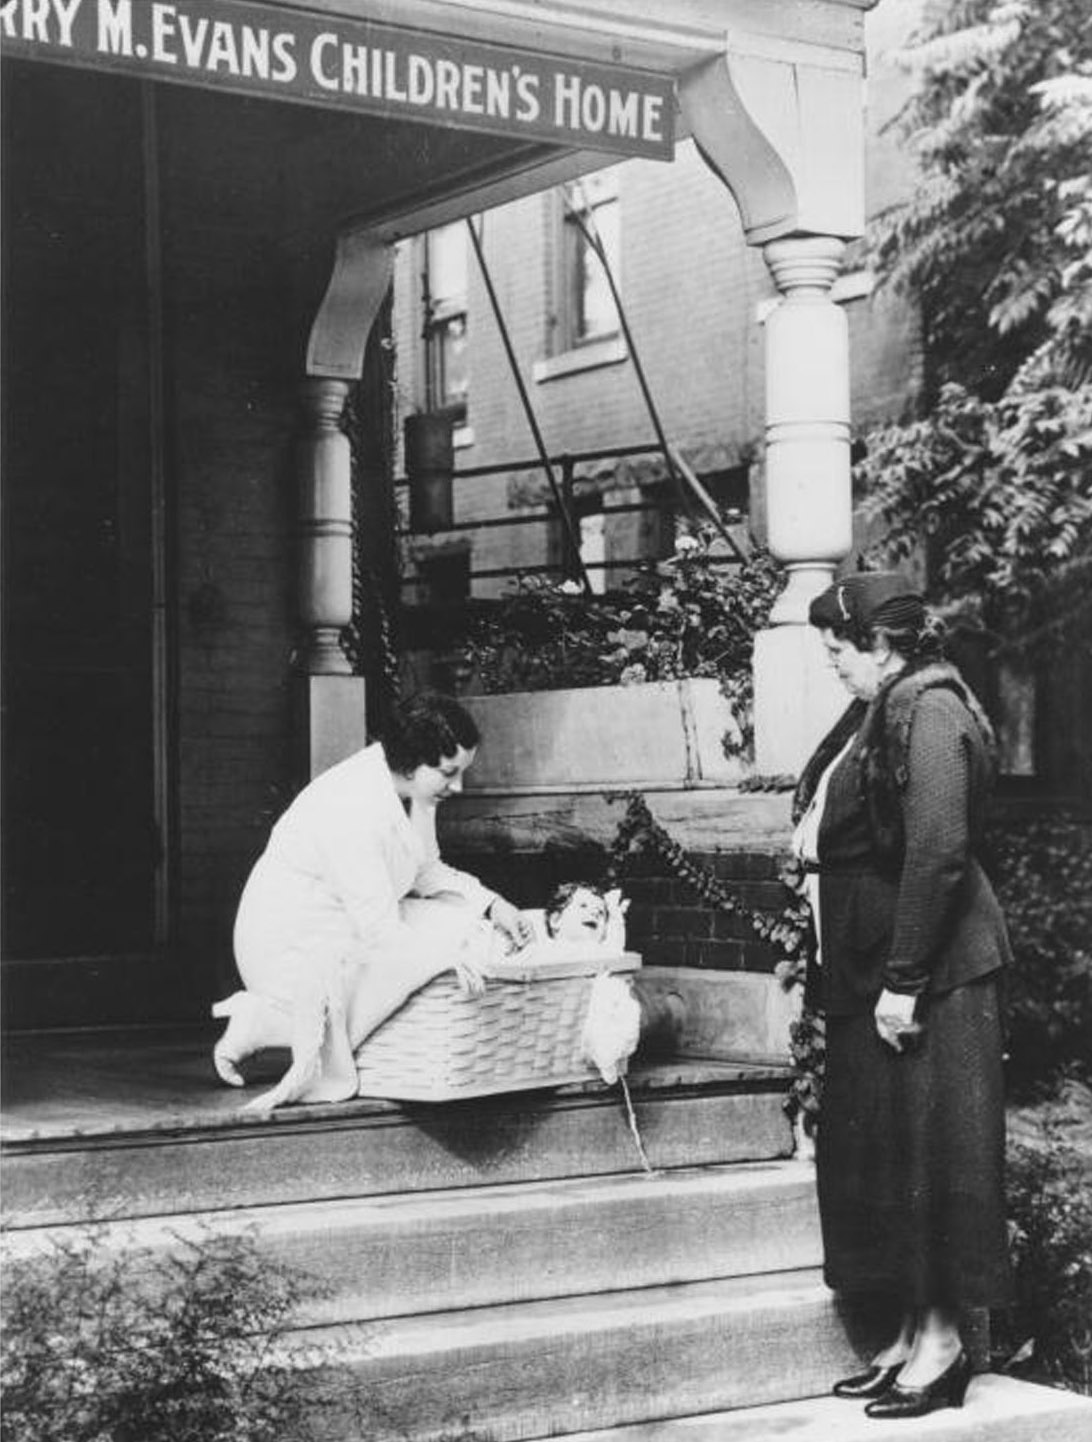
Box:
[752,235,854,775]
[295,231,393,777]
[763,235,852,622]
[298,376,354,677]
[680,40,871,775]
[295,375,368,777]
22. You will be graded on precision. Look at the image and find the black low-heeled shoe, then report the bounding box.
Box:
[864,1349,972,1419]
[831,1362,904,1400]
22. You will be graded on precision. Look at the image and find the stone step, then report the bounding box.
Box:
[288,1268,869,1442]
[553,1374,1092,1442]
[2,1067,793,1226]
[3,1160,822,1324]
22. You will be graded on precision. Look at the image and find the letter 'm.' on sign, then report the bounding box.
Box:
[0,0,675,159]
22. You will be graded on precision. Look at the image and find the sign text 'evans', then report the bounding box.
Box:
[0,0,675,158]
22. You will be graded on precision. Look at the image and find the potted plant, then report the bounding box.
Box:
[445,533,782,792]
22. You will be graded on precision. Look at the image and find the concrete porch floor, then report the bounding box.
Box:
[0,1025,790,1146]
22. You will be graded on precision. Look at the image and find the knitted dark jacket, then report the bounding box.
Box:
[795,663,1012,1015]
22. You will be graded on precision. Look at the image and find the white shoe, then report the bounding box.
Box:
[211,992,267,1087]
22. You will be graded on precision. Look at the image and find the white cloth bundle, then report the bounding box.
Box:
[581,972,642,1084]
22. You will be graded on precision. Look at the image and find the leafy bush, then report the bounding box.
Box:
[871,0,1092,398]
[858,0,1092,659]
[988,814,1092,1099]
[997,1135,1092,1394]
[859,381,1092,656]
[1,1224,321,1442]
[451,534,781,751]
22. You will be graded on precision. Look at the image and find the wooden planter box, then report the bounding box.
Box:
[460,677,747,793]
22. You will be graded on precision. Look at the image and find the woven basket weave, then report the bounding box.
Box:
[355,952,640,1101]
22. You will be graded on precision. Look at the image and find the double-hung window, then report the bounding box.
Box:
[559,169,620,350]
[422,223,469,423]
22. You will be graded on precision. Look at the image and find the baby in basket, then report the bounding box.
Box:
[543,881,628,951]
[450,880,640,1084]
[484,880,629,966]
[542,881,639,1084]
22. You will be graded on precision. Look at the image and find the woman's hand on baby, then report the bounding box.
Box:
[454,960,487,997]
[489,897,534,949]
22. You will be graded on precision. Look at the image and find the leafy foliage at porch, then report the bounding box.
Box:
[1,1226,321,1442]
[606,792,822,1134]
[858,0,1092,655]
[999,1131,1092,1394]
[452,536,780,694]
[859,382,1092,656]
[448,535,780,753]
[989,813,1092,1100]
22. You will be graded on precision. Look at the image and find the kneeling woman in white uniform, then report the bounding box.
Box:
[213,693,531,1110]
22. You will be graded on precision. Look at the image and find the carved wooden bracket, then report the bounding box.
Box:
[679,55,797,243]
[306,229,393,380]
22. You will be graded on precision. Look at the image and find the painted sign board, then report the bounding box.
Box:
[0,0,676,158]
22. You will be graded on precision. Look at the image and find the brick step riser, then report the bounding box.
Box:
[3,1088,792,1227]
[4,1163,821,1325]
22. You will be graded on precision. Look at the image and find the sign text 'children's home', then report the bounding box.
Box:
[0,0,675,158]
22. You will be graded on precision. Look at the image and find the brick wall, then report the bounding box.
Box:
[165,217,302,1003]
[621,849,788,974]
[444,843,790,977]
[393,132,920,601]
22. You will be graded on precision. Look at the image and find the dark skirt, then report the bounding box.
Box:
[817,972,1012,1308]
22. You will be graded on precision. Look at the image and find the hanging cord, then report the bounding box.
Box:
[563,183,746,564]
[465,215,594,597]
[618,1075,656,1174]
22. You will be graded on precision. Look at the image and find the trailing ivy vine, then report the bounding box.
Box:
[606,791,826,1136]
[343,299,405,734]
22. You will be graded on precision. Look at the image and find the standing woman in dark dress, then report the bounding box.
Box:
[792,571,1012,1420]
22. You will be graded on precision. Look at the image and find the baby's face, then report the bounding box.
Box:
[551,888,609,943]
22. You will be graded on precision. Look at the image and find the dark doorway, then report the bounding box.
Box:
[2,63,161,961]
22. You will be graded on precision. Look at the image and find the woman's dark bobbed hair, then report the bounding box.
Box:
[379,693,481,774]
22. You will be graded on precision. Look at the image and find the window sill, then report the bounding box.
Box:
[533,335,627,384]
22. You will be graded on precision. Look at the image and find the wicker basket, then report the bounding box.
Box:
[355,952,641,1101]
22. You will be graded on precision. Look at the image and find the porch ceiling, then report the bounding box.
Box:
[219,0,738,244]
[240,0,878,242]
[7,0,878,243]
[157,80,575,248]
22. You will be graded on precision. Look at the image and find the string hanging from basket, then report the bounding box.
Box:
[619,1075,655,1175]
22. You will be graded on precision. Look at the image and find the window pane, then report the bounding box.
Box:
[424,223,468,417]
[439,314,469,409]
[562,170,621,346]
[428,224,467,308]
[579,197,618,339]
[580,511,607,593]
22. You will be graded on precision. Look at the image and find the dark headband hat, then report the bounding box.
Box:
[808,571,924,642]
